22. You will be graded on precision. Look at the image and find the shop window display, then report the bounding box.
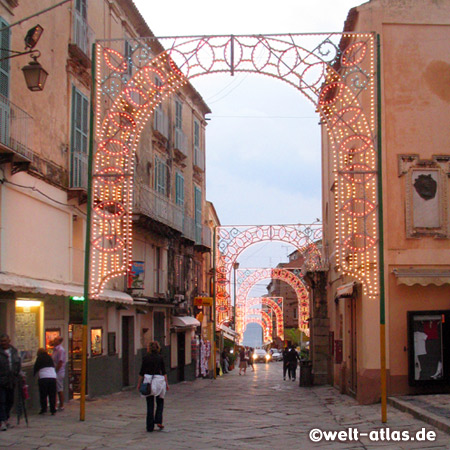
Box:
[408,310,450,385]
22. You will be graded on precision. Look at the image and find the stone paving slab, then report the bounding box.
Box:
[1,363,450,449]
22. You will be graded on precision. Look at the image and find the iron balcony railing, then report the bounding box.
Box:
[153,108,169,139]
[0,93,33,160]
[134,183,184,233]
[174,127,188,157]
[71,8,94,58]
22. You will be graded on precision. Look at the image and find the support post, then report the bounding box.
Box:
[376,33,387,424]
[213,227,217,379]
[80,43,96,421]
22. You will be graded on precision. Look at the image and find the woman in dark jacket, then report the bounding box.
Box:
[33,348,57,415]
[137,341,169,432]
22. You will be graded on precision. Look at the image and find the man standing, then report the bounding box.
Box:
[0,334,21,431]
[52,337,66,411]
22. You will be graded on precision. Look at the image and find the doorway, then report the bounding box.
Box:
[122,316,134,386]
[177,331,185,382]
[68,323,83,399]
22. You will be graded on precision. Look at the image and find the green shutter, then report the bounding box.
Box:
[0,17,10,99]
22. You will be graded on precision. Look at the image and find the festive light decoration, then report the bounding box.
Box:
[92,33,377,309]
[216,225,321,328]
[235,268,310,340]
[244,297,284,342]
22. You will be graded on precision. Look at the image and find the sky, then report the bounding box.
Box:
[133,0,366,343]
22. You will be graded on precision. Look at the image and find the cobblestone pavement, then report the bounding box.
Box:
[1,362,449,450]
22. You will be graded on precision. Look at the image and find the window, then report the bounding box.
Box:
[175,254,184,291]
[75,0,87,18]
[0,17,10,99]
[175,99,182,129]
[124,39,133,79]
[70,86,89,189]
[175,172,185,206]
[154,311,165,344]
[408,310,450,385]
[154,156,168,196]
[0,17,10,148]
[194,186,202,243]
[90,327,102,356]
[15,300,43,364]
[193,119,203,169]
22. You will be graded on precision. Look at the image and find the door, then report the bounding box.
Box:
[177,332,185,382]
[122,316,134,387]
[68,324,83,399]
[349,297,357,395]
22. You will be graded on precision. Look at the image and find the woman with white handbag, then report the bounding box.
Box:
[137,341,169,432]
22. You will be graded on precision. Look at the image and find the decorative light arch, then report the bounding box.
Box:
[235,268,309,338]
[92,34,378,313]
[243,317,271,343]
[245,297,284,340]
[245,309,273,343]
[216,224,322,327]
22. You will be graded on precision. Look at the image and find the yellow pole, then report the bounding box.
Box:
[80,324,88,421]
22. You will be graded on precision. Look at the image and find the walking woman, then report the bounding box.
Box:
[238,347,247,375]
[137,341,169,432]
[33,348,57,415]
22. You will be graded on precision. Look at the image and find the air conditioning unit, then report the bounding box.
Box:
[174,294,184,303]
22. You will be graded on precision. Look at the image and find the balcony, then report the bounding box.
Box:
[0,94,33,174]
[69,8,94,67]
[174,128,188,159]
[134,183,184,233]
[153,108,169,140]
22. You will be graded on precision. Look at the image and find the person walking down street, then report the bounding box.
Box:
[137,341,169,432]
[52,337,66,411]
[221,349,229,374]
[238,347,247,375]
[282,347,290,380]
[287,345,300,381]
[33,348,57,415]
[0,334,21,431]
[247,348,255,372]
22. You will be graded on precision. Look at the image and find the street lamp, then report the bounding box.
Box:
[0,24,48,91]
[21,56,48,91]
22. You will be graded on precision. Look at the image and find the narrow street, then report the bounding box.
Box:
[2,362,449,450]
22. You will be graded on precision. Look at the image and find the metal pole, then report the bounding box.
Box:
[212,227,217,379]
[376,33,387,424]
[80,42,96,421]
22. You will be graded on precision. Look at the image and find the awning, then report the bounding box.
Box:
[219,324,239,341]
[335,281,357,299]
[0,272,133,304]
[393,268,450,287]
[171,316,200,328]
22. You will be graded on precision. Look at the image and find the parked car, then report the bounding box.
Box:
[252,348,271,363]
[271,350,282,361]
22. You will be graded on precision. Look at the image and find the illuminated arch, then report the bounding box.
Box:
[235,268,309,338]
[92,34,378,309]
[245,297,284,340]
[243,317,271,343]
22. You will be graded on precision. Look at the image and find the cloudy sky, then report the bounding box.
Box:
[133,1,366,328]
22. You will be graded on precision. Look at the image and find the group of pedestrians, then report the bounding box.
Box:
[0,333,66,431]
[33,337,66,416]
[283,345,301,381]
[238,347,255,375]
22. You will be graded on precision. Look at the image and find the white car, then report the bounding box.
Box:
[271,350,282,361]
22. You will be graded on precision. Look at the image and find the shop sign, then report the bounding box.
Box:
[194,296,213,306]
[127,261,145,290]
